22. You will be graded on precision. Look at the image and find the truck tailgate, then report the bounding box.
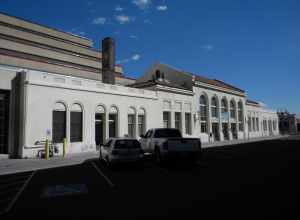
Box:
[167,138,200,152]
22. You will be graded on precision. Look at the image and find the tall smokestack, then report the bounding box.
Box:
[102,37,115,84]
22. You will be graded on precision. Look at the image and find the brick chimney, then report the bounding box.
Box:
[102,37,115,84]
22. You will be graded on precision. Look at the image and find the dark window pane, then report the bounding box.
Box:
[163,112,170,128]
[109,114,117,138]
[53,111,66,143]
[154,129,182,138]
[128,114,135,138]
[175,112,181,131]
[185,113,191,135]
[71,112,82,142]
[138,115,145,136]
[115,140,141,149]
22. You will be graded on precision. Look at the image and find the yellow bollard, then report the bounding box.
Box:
[45,139,49,160]
[63,138,67,158]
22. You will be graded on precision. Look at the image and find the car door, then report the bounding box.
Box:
[140,130,149,152]
[145,130,154,153]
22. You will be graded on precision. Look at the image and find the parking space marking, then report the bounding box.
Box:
[0,170,36,215]
[91,162,115,188]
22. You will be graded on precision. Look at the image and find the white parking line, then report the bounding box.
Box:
[0,171,36,215]
[91,162,115,188]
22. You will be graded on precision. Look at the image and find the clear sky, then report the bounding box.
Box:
[0,0,299,112]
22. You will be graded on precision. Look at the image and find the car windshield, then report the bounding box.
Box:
[154,129,182,138]
[114,140,141,149]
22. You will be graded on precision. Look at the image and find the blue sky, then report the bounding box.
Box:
[1,0,299,112]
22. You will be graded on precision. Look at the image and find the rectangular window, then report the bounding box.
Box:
[256,118,259,131]
[185,113,192,135]
[201,123,207,133]
[175,112,181,131]
[230,109,236,119]
[163,112,171,128]
[138,115,145,136]
[200,106,207,121]
[238,110,243,122]
[52,111,66,143]
[263,120,267,131]
[70,112,82,142]
[109,114,117,138]
[252,117,256,132]
[128,114,135,138]
[248,116,252,132]
[211,107,218,118]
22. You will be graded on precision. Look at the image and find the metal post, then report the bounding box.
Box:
[63,138,67,158]
[45,139,49,160]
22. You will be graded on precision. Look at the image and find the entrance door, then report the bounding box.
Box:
[0,91,9,154]
[222,123,229,140]
[231,123,237,139]
[212,123,220,141]
[95,113,105,149]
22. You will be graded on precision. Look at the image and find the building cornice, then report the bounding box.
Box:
[24,71,158,100]
[194,81,246,97]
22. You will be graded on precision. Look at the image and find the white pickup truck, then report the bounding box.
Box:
[139,128,202,164]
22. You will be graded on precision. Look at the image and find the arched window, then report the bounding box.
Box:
[128,107,136,138]
[138,108,146,136]
[199,95,208,133]
[95,105,105,146]
[109,106,118,138]
[70,103,83,142]
[230,100,236,119]
[211,96,218,118]
[221,98,228,120]
[52,102,66,143]
[238,101,244,131]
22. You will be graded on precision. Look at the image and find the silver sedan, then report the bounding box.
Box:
[99,138,144,166]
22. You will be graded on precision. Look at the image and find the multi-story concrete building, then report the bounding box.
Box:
[0,12,279,158]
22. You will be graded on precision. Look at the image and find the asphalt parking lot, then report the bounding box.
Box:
[1,135,300,219]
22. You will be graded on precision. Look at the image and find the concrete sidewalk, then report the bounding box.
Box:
[0,152,99,176]
[0,135,287,176]
[202,135,287,148]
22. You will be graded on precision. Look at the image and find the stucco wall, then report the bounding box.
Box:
[22,70,159,158]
